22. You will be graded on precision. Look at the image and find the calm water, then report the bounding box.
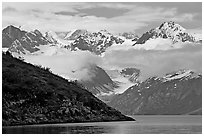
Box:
[2,115,202,134]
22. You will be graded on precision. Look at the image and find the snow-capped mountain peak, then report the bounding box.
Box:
[158,21,186,32]
[70,29,125,55]
[2,26,50,54]
[134,21,200,45]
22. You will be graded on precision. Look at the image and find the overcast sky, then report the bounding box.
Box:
[2,2,202,35]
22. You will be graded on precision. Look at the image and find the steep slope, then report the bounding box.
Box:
[2,25,50,54]
[134,21,201,45]
[2,52,134,126]
[79,65,118,96]
[108,69,202,115]
[2,25,27,48]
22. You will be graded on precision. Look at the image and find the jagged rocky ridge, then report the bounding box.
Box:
[45,29,125,55]
[134,21,201,45]
[2,25,50,54]
[2,52,134,126]
[70,29,124,55]
[3,22,202,55]
[2,26,126,55]
[108,69,202,115]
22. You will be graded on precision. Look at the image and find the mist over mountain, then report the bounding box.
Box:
[79,64,119,96]
[2,2,202,134]
[2,21,202,115]
[2,22,202,85]
[3,21,201,55]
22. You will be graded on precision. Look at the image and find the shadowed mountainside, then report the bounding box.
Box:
[2,52,134,126]
[80,65,118,96]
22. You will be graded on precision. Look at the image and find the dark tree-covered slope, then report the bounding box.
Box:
[2,52,134,126]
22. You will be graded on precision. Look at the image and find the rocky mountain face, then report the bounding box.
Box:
[108,69,202,115]
[2,25,27,48]
[2,26,126,55]
[70,30,125,55]
[134,21,200,45]
[79,65,119,96]
[2,25,50,54]
[120,68,140,83]
[3,21,202,55]
[2,52,134,126]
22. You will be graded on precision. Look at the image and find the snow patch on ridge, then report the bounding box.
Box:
[162,69,200,82]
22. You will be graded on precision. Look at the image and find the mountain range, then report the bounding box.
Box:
[2,21,202,116]
[70,29,124,55]
[2,21,201,55]
[3,25,50,54]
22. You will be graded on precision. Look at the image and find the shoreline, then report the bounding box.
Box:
[3,115,202,127]
[2,119,136,127]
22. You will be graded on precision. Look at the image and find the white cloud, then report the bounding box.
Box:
[2,2,199,34]
[2,2,81,13]
[16,40,202,85]
[105,38,188,52]
[103,42,202,81]
[23,49,102,81]
[169,13,198,22]
[92,3,136,10]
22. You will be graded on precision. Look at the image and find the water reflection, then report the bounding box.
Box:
[3,116,202,134]
[3,124,115,134]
